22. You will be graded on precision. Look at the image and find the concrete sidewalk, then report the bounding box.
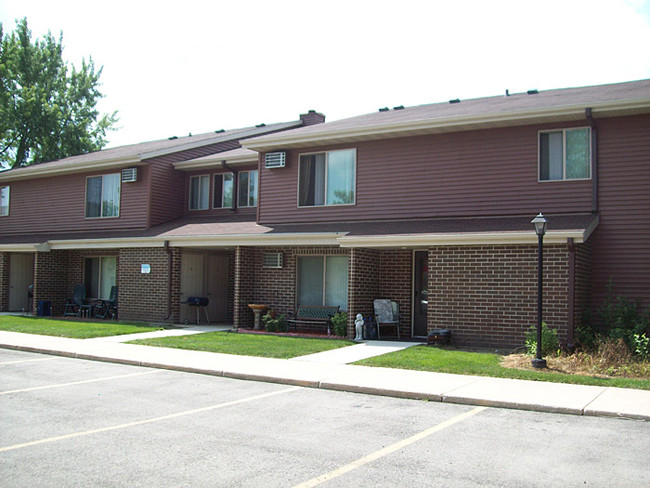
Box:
[1,330,649,421]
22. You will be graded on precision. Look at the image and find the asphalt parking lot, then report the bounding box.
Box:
[1,349,649,487]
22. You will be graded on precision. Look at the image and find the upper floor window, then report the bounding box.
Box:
[213,173,234,208]
[189,175,210,210]
[238,170,258,207]
[539,127,591,181]
[86,174,120,218]
[0,186,9,216]
[299,149,356,206]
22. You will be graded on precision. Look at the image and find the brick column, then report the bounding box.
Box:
[0,252,9,312]
[234,246,256,328]
[348,248,380,338]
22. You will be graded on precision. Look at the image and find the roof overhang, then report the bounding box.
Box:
[0,214,598,251]
[243,98,650,151]
[173,151,259,171]
[0,157,146,182]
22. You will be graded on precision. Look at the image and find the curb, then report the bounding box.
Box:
[2,342,649,421]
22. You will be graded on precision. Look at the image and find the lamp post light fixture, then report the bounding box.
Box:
[531,213,547,368]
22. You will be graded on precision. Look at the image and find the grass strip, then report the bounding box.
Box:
[354,345,650,390]
[0,316,159,339]
[128,331,354,359]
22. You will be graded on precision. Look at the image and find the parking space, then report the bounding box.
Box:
[1,349,648,487]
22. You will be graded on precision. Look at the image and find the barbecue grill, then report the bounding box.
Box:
[182,296,210,325]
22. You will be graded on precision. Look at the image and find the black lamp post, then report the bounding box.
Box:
[531,213,547,368]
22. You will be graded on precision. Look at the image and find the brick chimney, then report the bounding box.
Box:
[299,110,326,126]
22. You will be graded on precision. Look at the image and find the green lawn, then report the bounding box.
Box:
[128,331,354,359]
[0,316,160,339]
[354,345,650,390]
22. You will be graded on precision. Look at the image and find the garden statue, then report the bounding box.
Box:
[354,313,364,341]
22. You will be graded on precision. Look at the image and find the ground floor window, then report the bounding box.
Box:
[297,255,348,310]
[84,256,117,299]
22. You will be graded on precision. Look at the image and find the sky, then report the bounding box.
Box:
[1,0,650,149]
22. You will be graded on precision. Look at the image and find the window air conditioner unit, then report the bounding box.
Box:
[264,152,286,169]
[121,167,138,183]
[263,252,283,269]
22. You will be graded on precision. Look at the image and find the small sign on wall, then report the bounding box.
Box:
[141,264,151,274]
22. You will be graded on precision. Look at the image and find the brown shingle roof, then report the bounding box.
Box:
[244,79,650,150]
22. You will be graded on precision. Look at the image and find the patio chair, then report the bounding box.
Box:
[95,286,118,320]
[373,299,400,339]
[63,284,86,317]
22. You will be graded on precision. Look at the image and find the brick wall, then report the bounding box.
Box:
[379,250,412,337]
[234,246,256,328]
[118,247,169,322]
[0,252,9,312]
[348,248,380,337]
[574,242,592,333]
[34,250,77,315]
[428,244,570,349]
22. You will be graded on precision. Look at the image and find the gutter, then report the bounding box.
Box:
[242,98,650,151]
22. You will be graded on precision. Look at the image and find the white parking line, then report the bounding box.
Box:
[0,386,301,452]
[0,370,165,395]
[293,406,487,488]
[0,357,61,365]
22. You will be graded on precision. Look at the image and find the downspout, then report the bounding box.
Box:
[164,240,173,321]
[585,108,598,213]
[221,160,238,210]
[567,238,576,349]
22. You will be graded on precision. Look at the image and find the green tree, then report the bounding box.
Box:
[0,18,118,168]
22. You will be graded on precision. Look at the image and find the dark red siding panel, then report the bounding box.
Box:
[147,140,242,227]
[258,122,594,224]
[0,167,150,235]
[590,114,650,309]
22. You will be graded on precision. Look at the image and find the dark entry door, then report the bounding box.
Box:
[413,251,428,337]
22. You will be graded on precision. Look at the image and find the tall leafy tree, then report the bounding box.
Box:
[0,18,118,168]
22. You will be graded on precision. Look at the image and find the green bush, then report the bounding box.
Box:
[331,312,348,337]
[525,322,559,357]
[633,333,650,359]
[596,280,649,353]
[262,312,287,333]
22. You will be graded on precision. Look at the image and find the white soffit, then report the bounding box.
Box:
[336,230,590,248]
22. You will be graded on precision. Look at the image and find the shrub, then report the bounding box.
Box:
[331,312,348,337]
[598,280,649,351]
[262,311,287,333]
[633,333,650,359]
[525,322,559,357]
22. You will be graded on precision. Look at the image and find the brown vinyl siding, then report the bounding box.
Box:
[590,114,650,309]
[0,168,149,235]
[148,140,242,226]
[258,122,594,224]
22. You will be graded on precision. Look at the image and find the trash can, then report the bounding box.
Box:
[37,301,52,317]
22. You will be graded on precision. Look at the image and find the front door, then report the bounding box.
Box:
[413,251,428,337]
[9,253,34,312]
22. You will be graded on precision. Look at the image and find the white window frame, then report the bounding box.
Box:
[297,148,356,208]
[237,170,258,208]
[0,186,9,217]
[85,174,121,219]
[189,174,210,210]
[213,172,234,209]
[538,127,592,182]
